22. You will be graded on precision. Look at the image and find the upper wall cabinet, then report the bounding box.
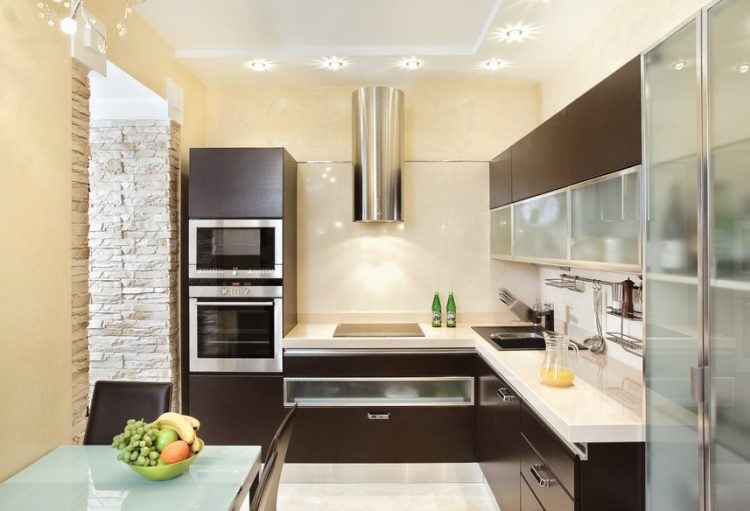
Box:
[567,57,642,185]
[511,110,569,202]
[489,149,512,208]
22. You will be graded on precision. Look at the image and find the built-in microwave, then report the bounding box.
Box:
[188,219,282,280]
[189,285,283,373]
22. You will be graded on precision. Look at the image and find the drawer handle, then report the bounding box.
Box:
[530,463,552,488]
[367,413,390,420]
[497,387,515,402]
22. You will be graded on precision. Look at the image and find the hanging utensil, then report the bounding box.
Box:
[583,282,606,353]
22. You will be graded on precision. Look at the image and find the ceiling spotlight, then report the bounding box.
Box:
[483,58,511,71]
[246,59,272,72]
[493,22,539,44]
[60,16,78,35]
[402,57,422,70]
[323,56,347,71]
[738,64,749,74]
[672,60,687,71]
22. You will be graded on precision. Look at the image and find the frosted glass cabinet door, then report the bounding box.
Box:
[490,206,512,258]
[643,18,701,511]
[570,169,640,266]
[707,0,750,508]
[512,190,567,260]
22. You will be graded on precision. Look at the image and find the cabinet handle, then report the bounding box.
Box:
[497,387,515,402]
[530,463,552,488]
[367,413,390,420]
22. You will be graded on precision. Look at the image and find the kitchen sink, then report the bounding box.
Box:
[472,326,548,350]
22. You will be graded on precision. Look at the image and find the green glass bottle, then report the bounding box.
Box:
[431,292,442,327]
[446,292,457,328]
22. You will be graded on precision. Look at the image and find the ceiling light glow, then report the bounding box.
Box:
[483,58,511,71]
[246,59,273,72]
[672,60,686,71]
[321,56,347,71]
[60,16,78,34]
[738,64,749,74]
[492,22,540,44]
[402,57,422,70]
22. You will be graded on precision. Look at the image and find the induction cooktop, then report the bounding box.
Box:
[333,323,425,338]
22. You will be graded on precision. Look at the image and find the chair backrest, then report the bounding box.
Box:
[83,380,172,445]
[250,405,297,511]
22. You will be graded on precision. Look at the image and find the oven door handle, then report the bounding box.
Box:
[195,301,274,307]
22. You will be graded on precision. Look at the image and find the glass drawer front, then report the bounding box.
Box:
[513,191,568,260]
[284,377,474,407]
[491,206,512,258]
[570,169,640,265]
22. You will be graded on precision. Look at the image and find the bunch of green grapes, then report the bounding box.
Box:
[111,419,162,467]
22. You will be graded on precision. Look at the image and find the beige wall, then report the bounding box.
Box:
[541,0,709,119]
[0,1,73,481]
[204,84,540,319]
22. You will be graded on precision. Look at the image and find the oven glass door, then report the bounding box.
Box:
[195,300,276,359]
[195,227,276,271]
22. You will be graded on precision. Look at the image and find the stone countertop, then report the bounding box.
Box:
[283,323,645,444]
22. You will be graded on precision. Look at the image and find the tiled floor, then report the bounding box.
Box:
[276,483,496,511]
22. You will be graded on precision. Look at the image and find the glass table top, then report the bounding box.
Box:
[0,445,261,510]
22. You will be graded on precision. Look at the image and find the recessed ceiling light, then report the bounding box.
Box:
[401,57,422,70]
[492,22,540,44]
[321,56,347,71]
[483,58,511,71]
[246,59,273,72]
[738,64,750,74]
[672,60,687,71]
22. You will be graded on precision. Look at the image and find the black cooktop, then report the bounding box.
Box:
[333,323,425,338]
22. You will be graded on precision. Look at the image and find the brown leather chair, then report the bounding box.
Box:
[250,405,297,511]
[83,381,172,445]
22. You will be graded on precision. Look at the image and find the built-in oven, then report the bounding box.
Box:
[189,285,283,373]
[188,219,282,280]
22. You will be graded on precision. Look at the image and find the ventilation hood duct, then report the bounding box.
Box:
[352,86,404,222]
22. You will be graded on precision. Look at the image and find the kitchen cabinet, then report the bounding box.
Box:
[490,205,512,258]
[567,56,642,185]
[513,189,568,261]
[188,374,284,459]
[570,167,640,268]
[511,110,569,202]
[477,357,520,511]
[490,149,512,208]
[521,478,545,511]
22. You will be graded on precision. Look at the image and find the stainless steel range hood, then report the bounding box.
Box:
[352,86,404,222]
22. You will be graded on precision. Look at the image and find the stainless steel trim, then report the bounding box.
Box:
[566,186,572,260]
[367,413,391,420]
[566,165,640,191]
[188,219,283,279]
[353,86,404,222]
[283,348,476,356]
[189,285,282,298]
[497,387,515,402]
[229,456,261,511]
[194,301,273,307]
[530,464,552,488]
[189,296,283,373]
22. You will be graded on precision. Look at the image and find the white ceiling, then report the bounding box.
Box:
[136,0,622,86]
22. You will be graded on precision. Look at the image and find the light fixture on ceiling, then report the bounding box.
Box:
[401,57,423,70]
[246,59,273,72]
[492,22,540,44]
[672,60,687,71]
[321,56,347,71]
[737,64,750,74]
[483,58,511,71]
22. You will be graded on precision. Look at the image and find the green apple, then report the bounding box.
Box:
[155,428,179,452]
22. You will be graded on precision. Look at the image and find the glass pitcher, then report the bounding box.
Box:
[540,332,579,387]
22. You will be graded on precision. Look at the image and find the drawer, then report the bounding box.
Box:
[283,353,475,377]
[521,477,545,511]
[288,406,475,463]
[521,403,576,494]
[521,436,574,511]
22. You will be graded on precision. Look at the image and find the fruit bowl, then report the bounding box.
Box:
[128,453,198,481]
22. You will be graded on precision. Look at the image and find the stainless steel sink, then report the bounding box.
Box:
[472,326,547,350]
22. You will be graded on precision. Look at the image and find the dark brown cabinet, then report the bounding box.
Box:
[477,357,520,511]
[511,110,569,202]
[188,374,284,458]
[567,56,642,184]
[489,149,512,208]
[521,478,545,511]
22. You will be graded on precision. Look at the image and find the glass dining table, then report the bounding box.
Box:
[0,445,261,510]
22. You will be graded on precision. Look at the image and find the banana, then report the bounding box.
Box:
[190,437,204,454]
[156,412,196,444]
[182,414,201,431]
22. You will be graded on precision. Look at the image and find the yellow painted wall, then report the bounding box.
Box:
[0,0,73,482]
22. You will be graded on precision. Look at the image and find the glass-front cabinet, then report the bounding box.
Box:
[490,206,512,258]
[570,167,640,267]
[512,190,568,261]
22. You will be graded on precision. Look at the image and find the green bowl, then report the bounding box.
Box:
[127,453,198,481]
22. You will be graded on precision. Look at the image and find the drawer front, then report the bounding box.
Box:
[521,478,546,511]
[288,406,475,463]
[284,353,475,377]
[521,437,574,511]
[521,403,576,494]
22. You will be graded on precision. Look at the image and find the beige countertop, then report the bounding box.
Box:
[284,322,645,445]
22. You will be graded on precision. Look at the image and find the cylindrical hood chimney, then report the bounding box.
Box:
[352,86,404,222]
